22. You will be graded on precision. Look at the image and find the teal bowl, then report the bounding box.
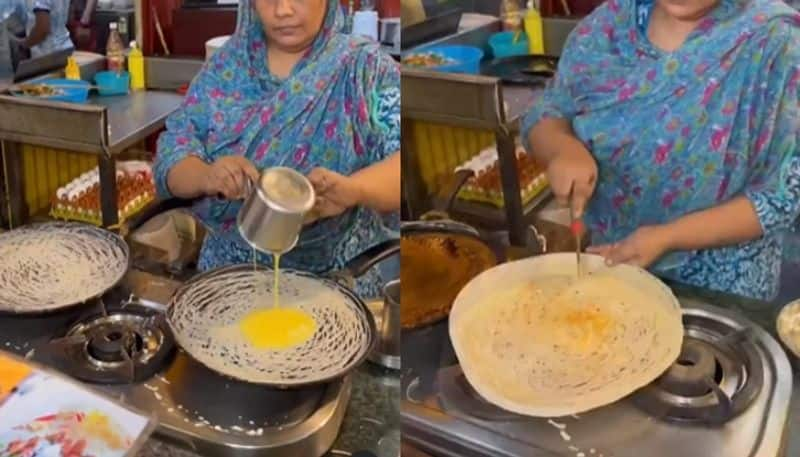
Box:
[489,31,529,58]
[94,71,130,96]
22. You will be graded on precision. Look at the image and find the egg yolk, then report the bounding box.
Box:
[239,308,317,350]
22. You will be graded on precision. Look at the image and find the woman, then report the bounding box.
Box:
[7,0,73,58]
[523,0,800,300]
[154,0,400,297]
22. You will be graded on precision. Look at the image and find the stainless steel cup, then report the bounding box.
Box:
[237,167,315,255]
[369,279,400,370]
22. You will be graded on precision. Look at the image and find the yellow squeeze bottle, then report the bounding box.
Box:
[128,41,145,90]
[524,0,545,55]
[64,56,80,80]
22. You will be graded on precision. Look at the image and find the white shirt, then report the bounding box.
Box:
[9,0,73,58]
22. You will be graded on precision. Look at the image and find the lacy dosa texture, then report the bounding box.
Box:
[0,222,129,312]
[450,254,684,417]
[168,267,373,385]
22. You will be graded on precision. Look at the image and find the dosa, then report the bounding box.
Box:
[449,254,683,417]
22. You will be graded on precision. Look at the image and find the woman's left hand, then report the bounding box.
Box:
[587,225,674,268]
[306,167,363,223]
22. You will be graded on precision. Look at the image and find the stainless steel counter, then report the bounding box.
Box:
[97,90,184,154]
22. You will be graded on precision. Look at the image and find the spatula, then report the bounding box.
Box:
[569,184,584,278]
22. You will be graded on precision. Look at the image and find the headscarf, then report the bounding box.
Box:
[155,0,400,277]
[522,0,800,298]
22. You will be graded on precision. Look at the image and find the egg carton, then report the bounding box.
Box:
[455,145,549,208]
[50,161,155,226]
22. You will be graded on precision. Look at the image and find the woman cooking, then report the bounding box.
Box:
[523,0,799,300]
[154,0,400,297]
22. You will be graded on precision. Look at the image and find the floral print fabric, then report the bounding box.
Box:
[154,0,400,297]
[522,0,800,300]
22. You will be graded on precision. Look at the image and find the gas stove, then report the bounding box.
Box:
[401,298,792,457]
[0,269,351,457]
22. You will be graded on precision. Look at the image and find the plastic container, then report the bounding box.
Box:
[64,57,81,80]
[417,45,484,74]
[489,31,529,58]
[23,79,90,103]
[128,41,145,90]
[106,22,125,72]
[95,71,130,95]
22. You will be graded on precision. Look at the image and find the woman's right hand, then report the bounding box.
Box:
[202,156,260,199]
[546,144,598,217]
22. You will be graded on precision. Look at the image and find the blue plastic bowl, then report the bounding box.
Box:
[415,45,484,74]
[94,71,130,96]
[489,31,529,58]
[16,79,90,103]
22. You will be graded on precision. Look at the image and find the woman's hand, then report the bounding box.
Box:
[546,144,598,217]
[587,225,674,268]
[306,167,363,223]
[202,156,260,199]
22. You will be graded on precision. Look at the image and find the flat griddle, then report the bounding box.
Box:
[481,54,558,86]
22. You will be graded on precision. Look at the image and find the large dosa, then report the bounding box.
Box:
[449,253,683,417]
[0,222,129,313]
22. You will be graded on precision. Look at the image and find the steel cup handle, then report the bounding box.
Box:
[216,174,255,201]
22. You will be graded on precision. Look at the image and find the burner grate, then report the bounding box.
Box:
[49,303,175,384]
[632,318,763,424]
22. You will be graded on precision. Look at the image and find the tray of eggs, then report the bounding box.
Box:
[456,146,548,208]
[50,161,156,226]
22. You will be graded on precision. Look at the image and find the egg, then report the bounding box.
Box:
[238,308,317,350]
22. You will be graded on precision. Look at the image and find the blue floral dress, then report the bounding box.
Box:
[523,0,800,300]
[154,1,400,298]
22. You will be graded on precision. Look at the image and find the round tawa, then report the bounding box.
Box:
[167,265,375,387]
[401,232,496,329]
[449,253,684,417]
[0,222,129,313]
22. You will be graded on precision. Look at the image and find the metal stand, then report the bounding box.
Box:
[0,57,199,229]
[402,69,539,247]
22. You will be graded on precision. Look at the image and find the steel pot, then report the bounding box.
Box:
[368,279,401,369]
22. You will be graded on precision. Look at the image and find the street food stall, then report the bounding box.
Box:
[0,1,402,456]
[400,5,800,457]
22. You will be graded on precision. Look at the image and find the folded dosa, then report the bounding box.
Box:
[449,255,683,417]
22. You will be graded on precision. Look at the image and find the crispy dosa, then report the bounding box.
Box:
[449,254,683,417]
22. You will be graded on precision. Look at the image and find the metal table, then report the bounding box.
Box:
[0,57,200,228]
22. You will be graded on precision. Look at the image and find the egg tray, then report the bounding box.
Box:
[458,175,548,208]
[50,192,155,226]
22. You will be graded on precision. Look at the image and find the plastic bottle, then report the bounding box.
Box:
[128,41,144,90]
[105,22,125,73]
[524,0,545,54]
[64,56,81,80]
[500,0,523,32]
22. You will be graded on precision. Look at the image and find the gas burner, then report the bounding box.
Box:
[437,365,525,422]
[49,303,175,384]
[632,314,763,424]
